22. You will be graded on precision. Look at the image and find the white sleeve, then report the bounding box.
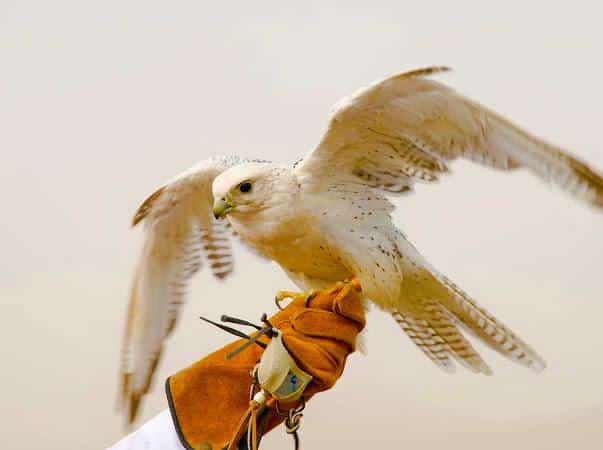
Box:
[107,409,185,450]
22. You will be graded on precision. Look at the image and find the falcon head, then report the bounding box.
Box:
[212,163,295,219]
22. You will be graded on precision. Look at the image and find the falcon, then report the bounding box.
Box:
[119,67,603,422]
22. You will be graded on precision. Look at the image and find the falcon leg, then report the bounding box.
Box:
[275,278,362,308]
[345,277,362,292]
[274,289,322,310]
[322,278,362,295]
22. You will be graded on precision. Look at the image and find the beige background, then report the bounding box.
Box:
[2,1,602,449]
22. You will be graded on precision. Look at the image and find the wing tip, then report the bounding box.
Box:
[117,352,163,425]
[395,66,453,80]
[131,185,166,227]
[127,391,142,426]
[527,356,547,374]
[116,371,141,426]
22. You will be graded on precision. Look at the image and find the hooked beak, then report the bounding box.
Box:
[213,197,234,219]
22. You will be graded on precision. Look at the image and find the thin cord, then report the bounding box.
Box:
[221,315,263,330]
[199,316,267,349]
[226,327,273,360]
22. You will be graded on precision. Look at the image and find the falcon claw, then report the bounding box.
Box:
[275,290,308,311]
[274,290,303,303]
[305,289,319,302]
[274,281,360,310]
[344,277,362,292]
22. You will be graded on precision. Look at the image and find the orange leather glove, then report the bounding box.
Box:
[166,281,365,450]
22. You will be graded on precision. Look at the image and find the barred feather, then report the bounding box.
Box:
[201,218,234,279]
[295,66,603,209]
[387,241,545,375]
[440,276,546,372]
[393,302,492,375]
[392,311,455,372]
[119,156,253,424]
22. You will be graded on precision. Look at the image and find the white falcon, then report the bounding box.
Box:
[119,67,603,422]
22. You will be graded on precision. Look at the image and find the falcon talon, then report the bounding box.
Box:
[345,277,362,292]
[274,297,284,311]
[304,290,319,304]
[275,290,303,303]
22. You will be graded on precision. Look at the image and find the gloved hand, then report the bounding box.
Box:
[166,280,365,450]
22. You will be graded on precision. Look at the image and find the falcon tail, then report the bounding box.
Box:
[439,276,546,372]
[392,266,546,374]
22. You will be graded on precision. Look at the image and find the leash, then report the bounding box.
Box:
[277,397,305,450]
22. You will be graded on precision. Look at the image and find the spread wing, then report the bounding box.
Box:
[119,156,248,423]
[294,67,603,207]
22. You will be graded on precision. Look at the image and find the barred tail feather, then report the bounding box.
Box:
[393,303,492,375]
[440,276,546,373]
[392,244,545,374]
[392,310,455,373]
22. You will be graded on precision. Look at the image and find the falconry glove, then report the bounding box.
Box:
[165,280,365,450]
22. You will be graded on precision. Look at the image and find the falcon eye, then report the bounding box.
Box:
[238,181,252,193]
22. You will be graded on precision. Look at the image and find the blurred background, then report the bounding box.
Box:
[1,1,602,448]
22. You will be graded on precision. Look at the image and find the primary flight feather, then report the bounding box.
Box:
[119,67,603,422]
